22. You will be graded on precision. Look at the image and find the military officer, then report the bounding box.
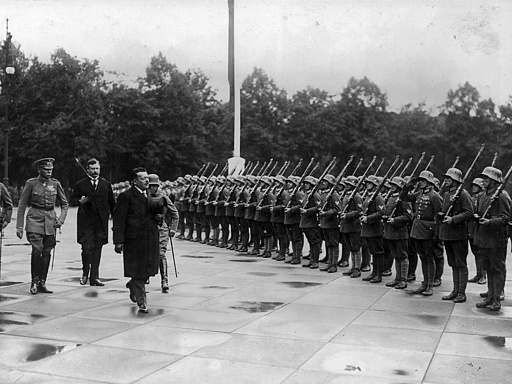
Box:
[0,181,13,229]
[17,158,69,294]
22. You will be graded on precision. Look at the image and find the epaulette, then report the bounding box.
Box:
[26,177,38,182]
[50,177,59,182]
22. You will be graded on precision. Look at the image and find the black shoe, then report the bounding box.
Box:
[37,281,53,294]
[406,274,416,282]
[319,256,328,263]
[370,275,382,283]
[386,280,399,287]
[338,261,349,268]
[479,291,489,298]
[327,266,337,273]
[361,265,371,272]
[362,273,375,281]
[290,259,301,265]
[309,262,319,269]
[381,269,392,277]
[126,281,136,303]
[442,291,458,301]
[30,279,38,294]
[90,278,105,286]
[350,269,361,278]
[453,293,466,303]
[433,278,442,287]
[80,274,88,285]
[489,301,501,311]
[468,275,479,283]
[138,304,149,313]
[302,254,310,260]
[476,298,492,308]
[394,281,408,289]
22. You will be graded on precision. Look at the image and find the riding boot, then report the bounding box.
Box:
[443,268,459,300]
[160,258,169,292]
[370,254,383,283]
[30,277,39,294]
[211,227,220,246]
[320,248,332,271]
[38,254,53,293]
[266,236,274,258]
[453,266,468,303]
[434,256,444,286]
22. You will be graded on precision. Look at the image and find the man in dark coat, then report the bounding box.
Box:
[71,158,115,286]
[113,167,160,313]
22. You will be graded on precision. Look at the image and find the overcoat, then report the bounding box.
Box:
[71,177,115,245]
[113,187,159,278]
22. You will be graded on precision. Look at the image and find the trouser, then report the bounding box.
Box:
[27,232,56,282]
[158,225,169,284]
[274,222,288,257]
[322,228,339,267]
[238,217,250,249]
[227,216,239,246]
[185,211,194,238]
[412,238,436,287]
[203,214,211,241]
[339,232,350,263]
[80,224,106,280]
[481,247,506,303]
[469,238,486,278]
[286,223,303,261]
[303,227,321,263]
[219,216,229,245]
[383,238,393,271]
[341,232,362,270]
[129,278,147,307]
[408,238,418,277]
[178,209,187,236]
[388,238,409,282]
[362,236,384,275]
[250,220,261,251]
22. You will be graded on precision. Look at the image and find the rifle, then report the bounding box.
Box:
[302,157,337,209]
[195,163,206,177]
[257,159,272,176]
[491,152,498,167]
[307,162,320,177]
[197,163,219,200]
[363,155,400,215]
[247,161,259,175]
[320,156,354,211]
[352,158,363,175]
[383,157,409,201]
[285,157,315,209]
[480,163,512,220]
[243,161,252,175]
[410,152,426,179]
[288,158,303,176]
[442,144,485,218]
[247,159,274,198]
[398,157,413,178]
[278,161,290,176]
[373,157,386,176]
[341,156,377,214]
[424,155,435,171]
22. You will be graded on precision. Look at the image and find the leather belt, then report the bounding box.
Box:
[416,215,433,221]
[31,204,54,211]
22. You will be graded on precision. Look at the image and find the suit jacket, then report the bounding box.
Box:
[113,187,159,278]
[71,177,115,244]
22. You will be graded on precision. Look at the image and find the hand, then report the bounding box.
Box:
[360,215,367,223]
[54,220,62,228]
[115,244,123,253]
[300,208,306,214]
[318,211,326,217]
[479,218,490,226]
[339,213,346,220]
[224,202,229,206]
[153,214,164,225]
[79,196,91,204]
[1,221,8,229]
[233,203,238,208]
[387,217,395,225]
[284,208,290,213]
[256,206,261,211]
[244,203,249,208]
[212,202,217,206]
[16,228,23,239]
[473,214,480,220]
[269,207,274,212]
[169,230,176,238]
[443,216,453,225]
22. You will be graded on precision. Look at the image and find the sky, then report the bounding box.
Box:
[2,0,511,112]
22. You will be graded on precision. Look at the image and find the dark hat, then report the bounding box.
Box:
[34,158,55,168]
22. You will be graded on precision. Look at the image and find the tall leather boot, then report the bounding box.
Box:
[276,238,286,261]
[194,223,202,242]
[370,253,383,283]
[262,237,270,258]
[453,267,467,303]
[443,268,459,300]
[422,258,435,296]
[343,251,356,275]
[434,256,444,286]
[329,245,339,272]
[361,246,371,271]
[210,227,220,246]
[290,242,301,264]
[239,232,249,252]
[265,236,273,259]
[219,227,229,248]
[395,258,409,289]
[30,277,39,294]
[490,272,504,311]
[160,258,169,293]
[387,259,400,287]
[37,254,53,293]
[363,253,376,281]
[320,247,332,271]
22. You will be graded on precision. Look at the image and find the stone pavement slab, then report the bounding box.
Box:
[0,207,511,383]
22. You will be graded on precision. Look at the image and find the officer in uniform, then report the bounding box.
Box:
[284,175,304,264]
[300,176,321,269]
[0,180,13,230]
[318,174,341,273]
[17,158,69,294]
[438,168,473,303]
[468,178,486,284]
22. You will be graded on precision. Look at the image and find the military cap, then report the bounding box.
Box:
[34,157,55,168]
[247,175,257,184]
[226,175,236,182]
[209,175,217,183]
[191,175,199,182]
[184,174,192,181]
[286,175,299,186]
[275,175,286,184]
[199,176,207,184]
[148,174,160,185]
[217,175,226,183]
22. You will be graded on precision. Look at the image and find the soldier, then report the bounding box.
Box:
[234,176,249,252]
[339,175,364,278]
[177,175,191,239]
[0,180,13,230]
[336,178,350,268]
[318,174,341,273]
[284,175,304,264]
[213,176,230,248]
[195,176,209,244]
[255,176,275,258]
[148,174,179,292]
[17,158,69,294]
[400,171,442,296]
[203,176,218,245]
[206,176,222,246]
[225,176,240,250]
[438,168,473,303]
[300,176,321,269]
[245,176,261,255]
[468,178,486,284]
[384,177,413,289]
[360,175,385,283]
[270,175,289,261]
[475,166,510,311]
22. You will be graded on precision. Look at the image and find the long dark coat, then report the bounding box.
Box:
[113,187,159,278]
[71,177,115,245]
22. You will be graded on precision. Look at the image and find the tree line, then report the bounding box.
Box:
[1,44,511,195]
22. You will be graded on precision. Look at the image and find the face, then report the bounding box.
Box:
[472,185,480,194]
[444,177,453,188]
[365,182,374,190]
[418,179,428,189]
[321,180,329,189]
[38,166,53,179]
[148,184,159,196]
[482,176,491,189]
[87,163,100,178]
[134,171,149,190]
[391,185,399,193]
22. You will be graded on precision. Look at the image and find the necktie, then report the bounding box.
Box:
[92,179,98,190]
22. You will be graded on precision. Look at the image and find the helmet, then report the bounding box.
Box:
[261,176,273,186]
[209,175,217,183]
[323,174,336,186]
[444,168,463,183]
[191,175,199,182]
[365,175,379,186]
[480,166,503,183]
[275,175,286,184]
[148,174,160,186]
[235,175,246,183]
[184,174,192,181]
[226,175,236,183]
[176,177,185,184]
[472,177,484,189]
[303,176,317,185]
[217,176,226,184]
[418,170,436,185]
[389,176,405,189]
[338,177,347,187]
[247,175,257,185]
[286,175,299,186]
[199,176,207,184]
[345,176,358,188]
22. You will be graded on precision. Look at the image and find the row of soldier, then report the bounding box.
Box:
[170,152,510,312]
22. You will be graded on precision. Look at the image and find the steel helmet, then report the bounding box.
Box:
[444,168,463,183]
[217,176,226,184]
[184,174,192,181]
[389,176,405,189]
[209,175,217,183]
[345,176,358,188]
[323,174,336,186]
[365,175,379,186]
[199,176,207,184]
[418,170,436,185]
[275,175,286,185]
[303,176,317,185]
[286,175,299,186]
[261,176,273,186]
[471,177,484,189]
[480,166,503,183]
[148,174,160,185]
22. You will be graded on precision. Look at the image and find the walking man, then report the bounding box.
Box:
[71,158,116,286]
[17,158,68,294]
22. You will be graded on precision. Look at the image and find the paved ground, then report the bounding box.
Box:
[0,207,511,383]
